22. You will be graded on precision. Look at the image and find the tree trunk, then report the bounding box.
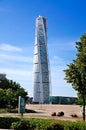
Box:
[82,96,85,121]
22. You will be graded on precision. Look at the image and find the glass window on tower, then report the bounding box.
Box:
[34,45,38,54]
[33,63,39,72]
[38,26,43,35]
[42,72,49,82]
[34,55,38,63]
[38,35,45,44]
[39,44,46,54]
[40,55,47,63]
[41,64,48,72]
[34,73,40,82]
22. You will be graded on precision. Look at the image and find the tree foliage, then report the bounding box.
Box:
[0,77,28,108]
[64,33,86,121]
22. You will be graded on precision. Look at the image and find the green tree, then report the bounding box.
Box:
[5,88,13,110]
[0,88,6,107]
[76,92,84,105]
[64,33,86,121]
[0,77,28,108]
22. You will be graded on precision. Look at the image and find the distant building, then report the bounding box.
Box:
[33,16,50,104]
[50,96,77,104]
[0,73,6,78]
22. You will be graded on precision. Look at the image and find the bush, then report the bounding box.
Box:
[0,117,20,129]
[1,117,86,129]
[46,122,64,130]
[11,119,33,130]
[0,108,8,113]
[64,122,86,130]
[7,108,18,113]
[29,118,53,130]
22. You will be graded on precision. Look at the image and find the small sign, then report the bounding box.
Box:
[18,96,25,113]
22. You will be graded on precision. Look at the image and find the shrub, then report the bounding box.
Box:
[29,118,53,130]
[64,122,84,130]
[0,108,8,113]
[0,117,20,129]
[11,119,33,130]
[45,122,64,130]
[1,117,86,130]
[7,108,18,113]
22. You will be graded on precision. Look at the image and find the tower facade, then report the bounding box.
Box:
[33,16,50,104]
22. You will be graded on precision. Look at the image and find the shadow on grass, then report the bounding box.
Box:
[0,108,44,114]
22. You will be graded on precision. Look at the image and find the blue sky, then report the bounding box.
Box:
[0,0,86,97]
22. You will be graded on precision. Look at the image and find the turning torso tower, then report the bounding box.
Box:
[33,16,50,104]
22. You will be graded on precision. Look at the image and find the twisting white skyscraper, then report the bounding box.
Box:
[33,16,50,104]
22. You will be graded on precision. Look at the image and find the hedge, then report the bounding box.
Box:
[0,117,20,129]
[0,117,86,130]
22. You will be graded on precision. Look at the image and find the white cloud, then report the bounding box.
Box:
[50,55,66,65]
[50,65,77,97]
[0,68,32,76]
[48,38,77,51]
[0,54,33,63]
[0,43,22,52]
[49,51,77,97]
[0,67,33,96]
[0,43,33,96]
